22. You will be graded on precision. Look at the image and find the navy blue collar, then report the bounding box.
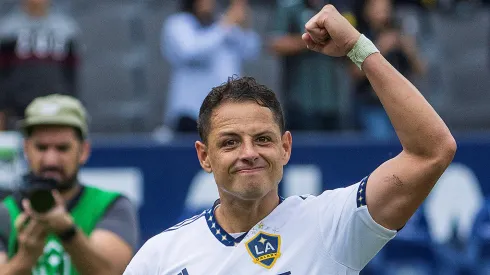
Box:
[205,196,285,247]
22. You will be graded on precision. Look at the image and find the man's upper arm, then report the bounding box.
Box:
[366,151,453,231]
[90,196,139,272]
[93,196,139,251]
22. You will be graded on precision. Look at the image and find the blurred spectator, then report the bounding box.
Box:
[437,0,485,12]
[161,0,260,133]
[0,0,80,132]
[269,0,353,132]
[393,0,437,9]
[351,0,426,139]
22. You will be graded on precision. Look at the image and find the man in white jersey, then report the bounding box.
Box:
[124,4,457,275]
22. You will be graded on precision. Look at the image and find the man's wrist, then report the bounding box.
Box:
[50,214,74,234]
[347,34,380,70]
[57,224,78,243]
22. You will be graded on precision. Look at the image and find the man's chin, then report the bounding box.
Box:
[235,185,271,200]
[48,177,78,192]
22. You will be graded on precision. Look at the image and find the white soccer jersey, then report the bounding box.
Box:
[124,177,396,275]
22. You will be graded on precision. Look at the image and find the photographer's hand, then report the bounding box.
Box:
[0,213,47,275]
[0,213,49,275]
[22,191,74,234]
[16,213,48,265]
[24,191,129,275]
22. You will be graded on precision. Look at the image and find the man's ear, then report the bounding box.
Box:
[281,131,292,165]
[195,141,212,173]
[79,141,91,165]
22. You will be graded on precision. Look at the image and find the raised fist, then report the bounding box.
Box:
[302,5,361,57]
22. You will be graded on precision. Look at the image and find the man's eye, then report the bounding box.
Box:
[257,136,271,143]
[57,145,70,152]
[36,145,48,151]
[223,140,237,147]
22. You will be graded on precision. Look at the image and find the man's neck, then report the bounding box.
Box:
[215,189,280,234]
[60,183,81,202]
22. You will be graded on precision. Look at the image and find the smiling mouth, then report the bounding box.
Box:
[236,167,265,174]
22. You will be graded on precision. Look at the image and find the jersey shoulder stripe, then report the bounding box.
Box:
[164,211,206,232]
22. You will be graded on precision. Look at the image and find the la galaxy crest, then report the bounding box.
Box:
[245,231,281,269]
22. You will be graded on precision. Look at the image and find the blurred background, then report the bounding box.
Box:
[0,0,489,274]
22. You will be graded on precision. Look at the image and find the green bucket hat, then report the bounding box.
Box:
[19,94,88,138]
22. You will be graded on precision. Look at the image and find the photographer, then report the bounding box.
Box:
[0,94,139,275]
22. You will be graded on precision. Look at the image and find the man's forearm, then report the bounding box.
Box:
[362,53,455,158]
[62,230,115,275]
[0,254,35,275]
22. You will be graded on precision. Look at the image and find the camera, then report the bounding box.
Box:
[21,174,57,213]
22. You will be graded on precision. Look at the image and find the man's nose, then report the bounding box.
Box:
[239,140,259,163]
[41,148,60,166]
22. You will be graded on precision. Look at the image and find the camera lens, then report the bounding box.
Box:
[29,189,55,213]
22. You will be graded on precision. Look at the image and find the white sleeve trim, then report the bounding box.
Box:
[357,206,397,239]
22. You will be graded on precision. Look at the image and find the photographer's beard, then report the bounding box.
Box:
[33,166,80,193]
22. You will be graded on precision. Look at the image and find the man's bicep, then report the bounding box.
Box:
[89,197,139,273]
[90,229,133,274]
[366,152,449,230]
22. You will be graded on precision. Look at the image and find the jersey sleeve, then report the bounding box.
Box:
[123,236,160,275]
[309,177,397,271]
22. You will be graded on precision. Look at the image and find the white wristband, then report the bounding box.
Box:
[347,34,379,70]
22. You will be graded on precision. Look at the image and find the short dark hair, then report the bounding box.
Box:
[198,76,285,143]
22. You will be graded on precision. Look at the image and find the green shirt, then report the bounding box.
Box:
[2,186,120,275]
